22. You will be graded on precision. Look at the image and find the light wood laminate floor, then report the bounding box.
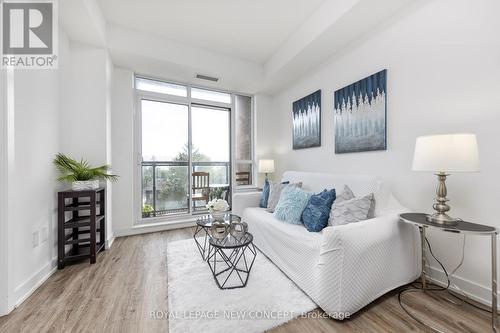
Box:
[0,228,492,332]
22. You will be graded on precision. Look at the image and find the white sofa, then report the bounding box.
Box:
[232,171,420,318]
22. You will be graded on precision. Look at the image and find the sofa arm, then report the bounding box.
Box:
[317,212,420,316]
[232,191,262,217]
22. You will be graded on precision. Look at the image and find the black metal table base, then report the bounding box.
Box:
[193,225,210,260]
[207,241,257,289]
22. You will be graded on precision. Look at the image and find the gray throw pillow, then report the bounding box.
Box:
[336,185,355,203]
[266,181,302,213]
[327,185,355,226]
[329,193,375,226]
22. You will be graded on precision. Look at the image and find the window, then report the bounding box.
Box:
[136,77,187,97]
[234,95,254,187]
[140,100,232,217]
[191,87,231,104]
[136,77,242,222]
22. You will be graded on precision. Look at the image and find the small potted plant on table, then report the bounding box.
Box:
[54,153,118,190]
[142,204,154,218]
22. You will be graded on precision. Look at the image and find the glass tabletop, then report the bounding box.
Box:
[196,213,241,228]
[399,213,496,235]
[209,232,253,249]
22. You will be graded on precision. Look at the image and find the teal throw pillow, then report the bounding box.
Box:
[273,186,312,225]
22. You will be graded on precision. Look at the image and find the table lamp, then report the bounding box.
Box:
[258,159,275,181]
[412,133,480,225]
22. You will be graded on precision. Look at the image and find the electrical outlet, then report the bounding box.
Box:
[32,231,39,248]
[41,227,48,242]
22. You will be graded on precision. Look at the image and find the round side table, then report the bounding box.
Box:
[399,213,498,332]
[193,213,241,261]
[207,232,257,289]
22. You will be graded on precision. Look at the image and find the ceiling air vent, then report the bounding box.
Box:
[195,74,219,82]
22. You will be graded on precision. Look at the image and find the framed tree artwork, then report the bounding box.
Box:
[292,90,321,149]
[334,70,387,154]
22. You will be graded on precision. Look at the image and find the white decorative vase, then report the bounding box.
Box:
[210,210,226,222]
[72,180,99,191]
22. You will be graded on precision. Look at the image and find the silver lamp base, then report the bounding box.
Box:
[427,172,459,226]
[426,212,459,225]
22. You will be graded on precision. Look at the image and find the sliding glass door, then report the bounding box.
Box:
[138,95,232,219]
[141,100,190,217]
[136,77,254,223]
[191,105,231,211]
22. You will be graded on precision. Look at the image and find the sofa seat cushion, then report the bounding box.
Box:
[242,207,323,300]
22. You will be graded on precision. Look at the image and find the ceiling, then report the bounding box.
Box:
[97,0,325,63]
[62,0,420,94]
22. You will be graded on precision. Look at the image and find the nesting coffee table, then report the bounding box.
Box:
[193,214,257,289]
[207,233,257,289]
[193,214,241,260]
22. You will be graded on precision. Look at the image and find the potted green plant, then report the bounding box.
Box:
[54,153,118,190]
[142,204,154,218]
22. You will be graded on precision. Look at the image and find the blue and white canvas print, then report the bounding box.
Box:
[293,90,321,150]
[334,70,387,154]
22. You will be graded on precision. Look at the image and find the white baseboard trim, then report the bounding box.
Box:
[7,235,116,316]
[13,258,57,309]
[427,265,498,310]
[106,236,115,249]
[114,219,196,237]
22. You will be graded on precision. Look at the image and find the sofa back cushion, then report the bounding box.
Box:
[282,171,380,200]
[273,187,312,225]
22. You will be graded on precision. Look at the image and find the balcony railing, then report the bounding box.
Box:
[141,161,231,218]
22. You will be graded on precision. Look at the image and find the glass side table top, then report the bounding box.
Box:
[209,232,253,249]
[399,213,496,234]
[196,213,241,228]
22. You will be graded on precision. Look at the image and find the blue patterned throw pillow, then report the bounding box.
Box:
[260,179,270,208]
[273,187,312,225]
[302,189,336,232]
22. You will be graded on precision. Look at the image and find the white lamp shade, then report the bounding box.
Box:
[412,133,480,172]
[258,159,275,173]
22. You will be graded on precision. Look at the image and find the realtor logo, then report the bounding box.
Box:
[1,0,58,69]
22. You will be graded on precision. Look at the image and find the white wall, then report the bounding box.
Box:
[111,67,135,236]
[0,68,8,315]
[1,29,116,315]
[260,0,500,305]
[9,67,61,305]
[60,43,108,162]
[254,93,273,187]
[0,28,72,313]
[60,42,114,245]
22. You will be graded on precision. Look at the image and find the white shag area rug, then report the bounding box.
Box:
[166,238,316,333]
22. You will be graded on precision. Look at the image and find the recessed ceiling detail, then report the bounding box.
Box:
[97,0,325,63]
[62,0,420,94]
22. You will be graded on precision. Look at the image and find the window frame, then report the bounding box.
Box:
[133,75,255,225]
[232,94,256,191]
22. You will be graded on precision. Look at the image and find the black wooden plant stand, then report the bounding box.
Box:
[57,188,106,269]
